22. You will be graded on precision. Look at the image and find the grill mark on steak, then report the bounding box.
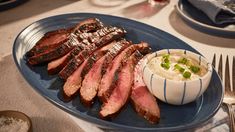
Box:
[63,42,116,98]
[26,28,72,58]
[27,19,101,58]
[99,50,146,118]
[27,18,104,65]
[28,36,78,65]
[59,28,126,80]
[98,42,151,102]
[130,58,160,124]
[80,40,131,107]
[73,18,104,33]
[47,26,121,74]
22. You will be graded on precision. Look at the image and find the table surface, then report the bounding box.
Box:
[0,0,234,131]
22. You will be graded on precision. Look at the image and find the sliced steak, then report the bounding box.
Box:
[27,18,104,65]
[72,18,104,33]
[80,40,131,106]
[26,28,72,58]
[47,49,75,75]
[47,26,121,74]
[27,34,79,65]
[63,42,116,98]
[98,42,151,102]
[59,28,126,80]
[99,50,146,118]
[131,58,160,124]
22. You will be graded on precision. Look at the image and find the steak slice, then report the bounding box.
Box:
[72,18,104,33]
[27,18,104,65]
[80,40,131,106]
[63,41,116,98]
[47,26,121,75]
[59,28,126,80]
[99,50,147,118]
[98,42,151,102]
[26,28,72,58]
[131,58,160,124]
[27,34,79,65]
[47,49,75,75]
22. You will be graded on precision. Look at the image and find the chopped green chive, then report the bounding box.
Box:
[190,65,200,73]
[178,57,188,65]
[161,62,170,70]
[164,58,170,63]
[183,71,191,78]
[163,54,170,60]
[161,54,171,70]
[174,64,185,73]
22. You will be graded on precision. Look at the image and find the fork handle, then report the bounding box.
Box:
[225,103,235,132]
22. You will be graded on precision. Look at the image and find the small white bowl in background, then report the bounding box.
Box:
[141,49,213,105]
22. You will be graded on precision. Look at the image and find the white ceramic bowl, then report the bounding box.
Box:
[142,49,213,105]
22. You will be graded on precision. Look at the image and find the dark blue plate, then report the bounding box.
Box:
[13,13,223,131]
[176,0,235,36]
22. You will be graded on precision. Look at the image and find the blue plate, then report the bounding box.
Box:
[13,13,223,131]
[176,0,235,36]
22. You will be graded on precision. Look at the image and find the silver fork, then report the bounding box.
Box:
[212,54,235,132]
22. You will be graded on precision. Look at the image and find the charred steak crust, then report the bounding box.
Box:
[47,26,122,75]
[99,48,150,118]
[80,40,131,107]
[62,42,116,98]
[59,28,126,80]
[26,28,71,58]
[27,18,104,65]
[98,42,151,102]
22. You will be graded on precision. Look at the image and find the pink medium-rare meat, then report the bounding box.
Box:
[79,40,121,79]
[131,58,160,124]
[47,50,75,75]
[99,50,146,118]
[80,40,131,106]
[63,42,116,98]
[27,18,104,65]
[26,28,71,58]
[59,28,126,80]
[98,42,151,102]
[80,56,107,105]
[47,26,121,75]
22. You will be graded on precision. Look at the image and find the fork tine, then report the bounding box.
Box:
[212,54,216,68]
[218,54,223,80]
[225,55,231,92]
[233,56,235,91]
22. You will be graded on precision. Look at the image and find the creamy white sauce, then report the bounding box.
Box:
[147,54,207,81]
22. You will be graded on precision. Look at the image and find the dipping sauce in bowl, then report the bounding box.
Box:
[142,49,212,105]
[148,53,207,81]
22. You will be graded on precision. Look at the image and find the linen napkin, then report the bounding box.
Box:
[0,55,83,132]
[188,0,235,24]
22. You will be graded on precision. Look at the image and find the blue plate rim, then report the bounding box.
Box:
[12,12,223,131]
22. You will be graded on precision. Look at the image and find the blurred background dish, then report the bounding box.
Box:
[176,0,235,36]
[90,0,127,7]
[0,0,28,11]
